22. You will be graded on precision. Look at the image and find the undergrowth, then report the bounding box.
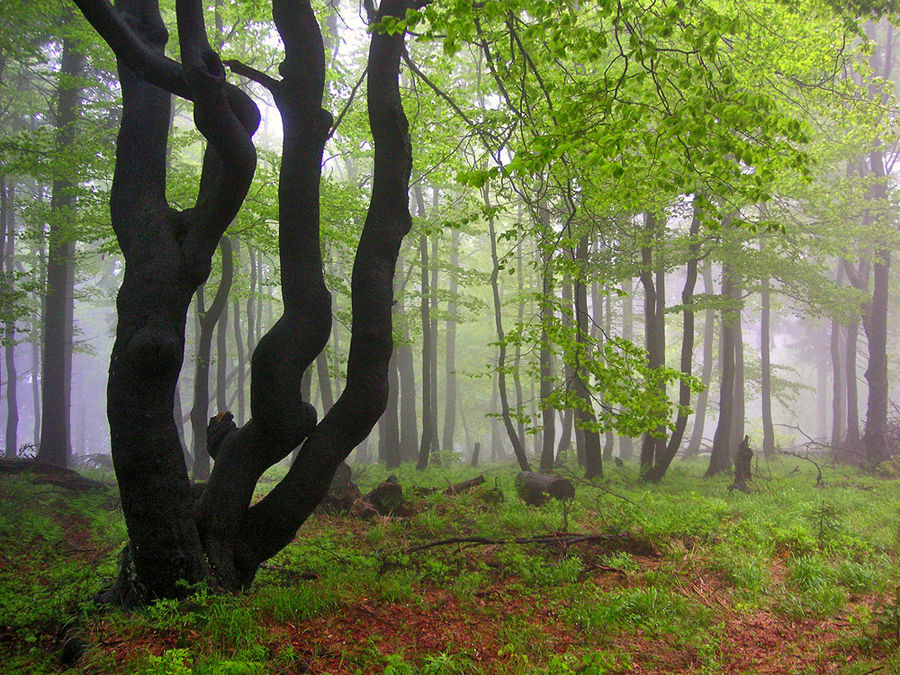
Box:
[0,456,897,673]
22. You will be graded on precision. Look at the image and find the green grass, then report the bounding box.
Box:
[0,456,898,673]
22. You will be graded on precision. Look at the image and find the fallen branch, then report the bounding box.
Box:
[402,531,655,557]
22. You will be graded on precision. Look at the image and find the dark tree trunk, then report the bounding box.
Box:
[730,290,745,456]
[845,318,860,445]
[441,228,459,453]
[216,281,229,413]
[619,277,634,460]
[862,149,891,465]
[761,264,776,459]
[538,245,555,472]
[556,283,575,464]
[686,261,715,457]
[3,178,18,458]
[513,238,526,448]
[706,266,736,477]
[190,237,233,481]
[646,207,701,483]
[397,319,418,462]
[37,40,85,469]
[415,196,434,470]
[830,317,845,450]
[484,184,530,471]
[379,348,401,467]
[231,240,247,424]
[428,208,439,459]
[73,0,415,601]
[246,246,257,356]
[639,213,666,474]
[574,234,603,479]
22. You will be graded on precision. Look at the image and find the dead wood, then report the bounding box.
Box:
[0,459,110,491]
[516,471,575,505]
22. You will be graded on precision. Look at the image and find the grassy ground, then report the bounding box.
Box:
[0,457,898,674]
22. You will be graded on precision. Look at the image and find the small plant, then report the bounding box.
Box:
[807,501,842,546]
[422,650,475,674]
[876,587,900,643]
[143,648,193,675]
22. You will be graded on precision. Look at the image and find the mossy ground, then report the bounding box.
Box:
[1,457,898,673]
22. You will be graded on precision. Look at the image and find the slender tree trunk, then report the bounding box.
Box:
[730,292,745,456]
[845,318,860,445]
[817,341,829,440]
[639,213,666,474]
[191,238,234,480]
[442,228,459,452]
[646,207,701,482]
[37,40,85,468]
[830,318,845,450]
[619,277,634,460]
[538,243,555,472]
[490,369,503,461]
[231,241,246,424]
[379,348,401,467]
[216,297,229,414]
[3,178,18,458]
[686,262,715,458]
[483,184,530,471]
[574,234,602,479]
[246,246,257,356]
[862,148,891,464]
[706,266,736,477]
[761,264,776,458]
[397,319,418,462]
[513,237,526,447]
[428,199,439,459]
[415,189,434,470]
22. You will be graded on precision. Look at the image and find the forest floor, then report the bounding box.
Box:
[0,456,898,674]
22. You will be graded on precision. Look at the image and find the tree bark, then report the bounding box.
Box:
[862,148,891,464]
[3,178,18,458]
[441,228,459,453]
[646,206,701,482]
[573,234,603,479]
[484,183,530,471]
[761,258,777,459]
[686,262,715,458]
[618,276,634,460]
[397,318,418,462]
[706,265,736,477]
[730,287,745,457]
[37,40,85,468]
[415,184,434,470]
[190,237,233,480]
[538,240,555,472]
[639,213,666,474]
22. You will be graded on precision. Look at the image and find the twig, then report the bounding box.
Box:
[555,466,637,505]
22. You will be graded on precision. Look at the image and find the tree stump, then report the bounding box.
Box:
[731,435,753,493]
[352,475,409,517]
[470,442,480,467]
[516,471,575,505]
[317,462,361,514]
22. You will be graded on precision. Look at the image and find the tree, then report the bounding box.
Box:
[74,0,414,601]
[36,37,86,468]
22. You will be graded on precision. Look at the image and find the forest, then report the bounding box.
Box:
[1,0,900,672]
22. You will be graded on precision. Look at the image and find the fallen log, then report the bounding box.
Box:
[444,474,485,495]
[516,471,575,505]
[0,459,111,491]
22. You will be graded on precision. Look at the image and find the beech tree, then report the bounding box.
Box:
[73,0,413,602]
